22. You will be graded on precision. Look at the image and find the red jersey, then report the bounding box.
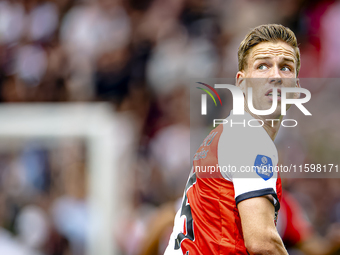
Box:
[165,111,282,255]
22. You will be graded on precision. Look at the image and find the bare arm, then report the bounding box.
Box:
[238,195,288,255]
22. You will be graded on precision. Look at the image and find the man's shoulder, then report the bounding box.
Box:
[220,112,274,147]
[217,112,278,171]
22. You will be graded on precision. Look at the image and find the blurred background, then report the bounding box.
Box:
[0,0,340,254]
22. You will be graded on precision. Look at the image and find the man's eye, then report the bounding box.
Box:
[281,66,291,71]
[258,64,268,70]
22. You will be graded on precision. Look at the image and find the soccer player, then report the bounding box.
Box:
[164,24,301,255]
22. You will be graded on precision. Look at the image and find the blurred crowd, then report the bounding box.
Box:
[0,0,340,254]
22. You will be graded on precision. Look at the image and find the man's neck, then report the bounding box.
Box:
[244,104,282,141]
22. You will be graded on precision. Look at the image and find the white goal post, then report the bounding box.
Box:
[0,103,119,255]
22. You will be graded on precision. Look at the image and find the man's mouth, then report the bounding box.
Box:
[265,89,281,100]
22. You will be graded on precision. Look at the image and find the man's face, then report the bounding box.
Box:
[236,41,299,117]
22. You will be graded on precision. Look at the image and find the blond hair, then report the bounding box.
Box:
[238,24,300,75]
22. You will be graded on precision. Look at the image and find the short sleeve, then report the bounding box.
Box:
[217,115,280,211]
[233,176,279,211]
[231,153,279,211]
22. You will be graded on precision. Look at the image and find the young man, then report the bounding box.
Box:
[164,24,300,255]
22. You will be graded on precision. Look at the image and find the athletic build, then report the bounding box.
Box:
[165,24,301,255]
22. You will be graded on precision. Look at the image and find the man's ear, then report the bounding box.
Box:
[236,71,246,91]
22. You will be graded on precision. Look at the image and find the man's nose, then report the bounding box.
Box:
[268,66,282,85]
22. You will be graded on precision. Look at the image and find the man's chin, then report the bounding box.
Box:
[260,108,282,120]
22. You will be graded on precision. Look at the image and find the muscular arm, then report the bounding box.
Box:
[238,196,288,255]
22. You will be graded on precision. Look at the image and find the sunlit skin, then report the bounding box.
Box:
[236,41,300,140]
